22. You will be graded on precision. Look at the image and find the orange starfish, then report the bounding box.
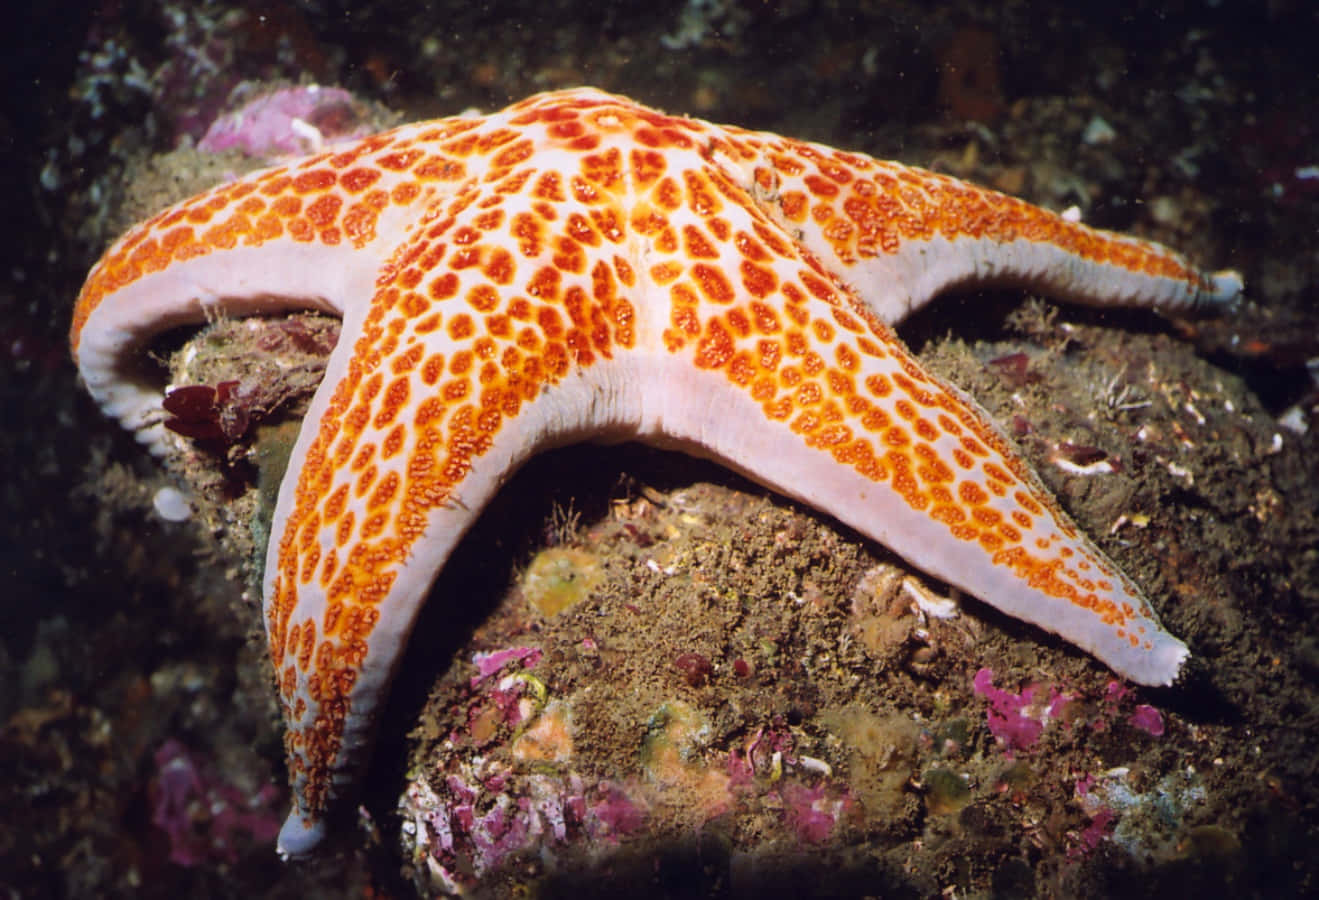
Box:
[70,88,1242,855]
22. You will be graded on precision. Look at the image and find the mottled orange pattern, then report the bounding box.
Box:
[71,88,1238,854]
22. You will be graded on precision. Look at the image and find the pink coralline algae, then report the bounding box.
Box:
[1103,680,1131,705]
[973,667,1073,753]
[470,646,543,685]
[1070,774,1120,859]
[781,782,854,844]
[149,739,282,866]
[198,84,374,157]
[1100,680,1167,737]
[404,771,646,887]
[724,725,851,843]
[1128,704,1166,736]
[739,721,798,778]
[1074,808,1117,857]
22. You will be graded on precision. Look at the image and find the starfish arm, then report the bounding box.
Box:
[634,161,1187,687]
[705,129,1243,325]
[69,118,482,454]
[263,179,643,854]
[648,354,1188,680]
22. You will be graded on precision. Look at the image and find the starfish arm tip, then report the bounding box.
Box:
[1162,638,1192,686]
[1201,268,1245,313]
[276,810,327,859]
[1126,634,1191,688]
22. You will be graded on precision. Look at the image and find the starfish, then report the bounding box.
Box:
[70,87,1242,856]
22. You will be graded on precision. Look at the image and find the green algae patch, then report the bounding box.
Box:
[922,766,973,816]
[823,706,919,820]
[521,547,603,616]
